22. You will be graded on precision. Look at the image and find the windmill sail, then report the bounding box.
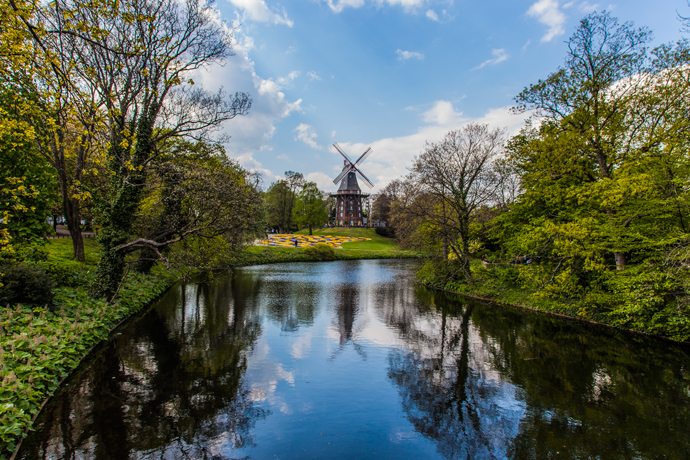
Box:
[354,147,372,165]
[354,168,374,188]
[332,165,353,185]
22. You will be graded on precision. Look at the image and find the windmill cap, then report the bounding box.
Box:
[338,171,361,192]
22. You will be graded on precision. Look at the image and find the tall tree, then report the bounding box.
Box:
[513,11,655,270]
[265,180,291,233]
[284,171,305,231]
[54,0,252,299]
[264,171,304,233]
[127,140,263,276]
[292,182,328,235]
[372,179,403,225]
[412,124,506,278]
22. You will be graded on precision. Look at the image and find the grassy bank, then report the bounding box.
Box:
[2,231,418,458]
[417,259,690,343]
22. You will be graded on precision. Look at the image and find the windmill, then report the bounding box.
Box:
[330,143,374,227]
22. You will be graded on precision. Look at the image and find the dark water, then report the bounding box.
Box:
[19,259,690,460]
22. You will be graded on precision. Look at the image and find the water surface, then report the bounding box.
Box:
[19,259,690,459]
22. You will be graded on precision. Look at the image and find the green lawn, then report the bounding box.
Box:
[43,237,100,267]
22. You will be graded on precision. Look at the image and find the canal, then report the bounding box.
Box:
[18,259,690,459]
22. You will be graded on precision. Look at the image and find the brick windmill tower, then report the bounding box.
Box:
[330,143,374,226]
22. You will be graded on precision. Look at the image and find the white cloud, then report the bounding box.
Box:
[294,123,323,150]
[324,0,426,14]
[331,130,337,137]
[277,154,289,160]
[426,9,439,21]
[305,171,336,190]
[396,49,424,60]
[521,39,531,52]
[325,0,365,13]
[380,0,427,12]
[276,71,300,87]
[422,100,464,126]
[307,71,322,81]
[333,103,529,192]
[228,0,294,26]
[527,0,566,42]
[577,1,599,12]
[564,1,599,12]
[472,48,509,70]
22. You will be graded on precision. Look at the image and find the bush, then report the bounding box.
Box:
[416,258,466,286]
[0,263,55,307]
[375,227,395,238]
[41,262,92,288]
[493,265,520,285]
[303,244,336,261]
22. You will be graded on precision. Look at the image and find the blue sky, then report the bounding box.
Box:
[195,0,689,192]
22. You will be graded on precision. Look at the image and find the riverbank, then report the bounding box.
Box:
[1,234,420,458]
[417,260,690,344]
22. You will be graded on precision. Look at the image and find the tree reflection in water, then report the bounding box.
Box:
[20,275,268,459]
[383,286,690,460]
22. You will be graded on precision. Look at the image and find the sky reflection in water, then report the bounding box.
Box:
[19,259,690,459]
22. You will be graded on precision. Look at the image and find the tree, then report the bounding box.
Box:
[1,0,112,262]
[265,181,291,233]
[56,0,252,299]
[412,123,506,279]
[125,140,263,276]
[292,182,328,235]
[264,171,304,233]
[284,171,305,231]
[499,12,690,313]
[513,11,659,270]
[372,179,403,225]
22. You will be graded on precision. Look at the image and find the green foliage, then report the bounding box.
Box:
[265,180,292,232]
[303,244,336,261]
[416,259,465,287]
[265,171,304,232]
[0,88,57,252]
[292,181,328,234]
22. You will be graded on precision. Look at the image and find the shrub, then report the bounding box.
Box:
[0,263,55,307]
[375,227,395,238]
[303,244,336,261]
[41,262,92,288]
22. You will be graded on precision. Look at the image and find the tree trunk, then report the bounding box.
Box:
[309,226,312,235]
[442,234,448,260]
[58,174,85,262]
[615,252,626,271]
[69,225,85,262]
